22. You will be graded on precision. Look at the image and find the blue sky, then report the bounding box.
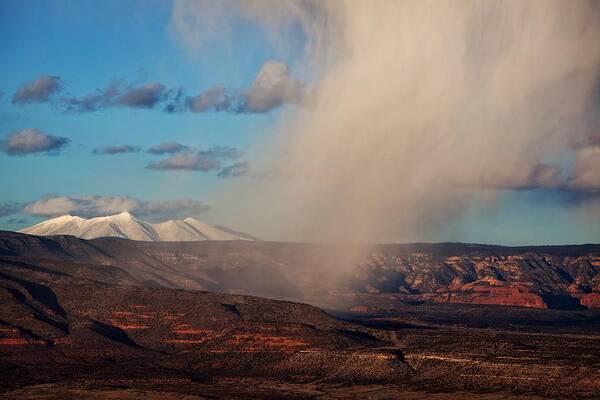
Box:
[1,1,598,245]
[0,0,299,230]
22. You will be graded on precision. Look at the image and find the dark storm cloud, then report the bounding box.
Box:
[24,195,211,221]
[0,128,70,156]
[218,161,250,178]
[92,144,141,155]
[147,142,190,155]
[12,75,63,104]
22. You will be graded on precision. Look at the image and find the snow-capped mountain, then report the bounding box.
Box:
[19,212,255,242]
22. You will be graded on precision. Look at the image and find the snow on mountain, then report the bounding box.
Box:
[19,212,254,242]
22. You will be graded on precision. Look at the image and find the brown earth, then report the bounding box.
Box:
[1,231,600,398]
[0,262,409,392]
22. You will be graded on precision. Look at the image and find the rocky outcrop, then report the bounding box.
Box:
[576,293,600,309]
[357,249,600,309]
[394,280,547,308]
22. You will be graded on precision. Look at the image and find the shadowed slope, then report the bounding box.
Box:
[1,231,599,309]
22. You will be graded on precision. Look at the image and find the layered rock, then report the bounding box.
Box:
[356,247,600,309]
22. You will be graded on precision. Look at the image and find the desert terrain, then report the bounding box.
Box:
[1,231,599,398]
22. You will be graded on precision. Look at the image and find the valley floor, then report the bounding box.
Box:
[332,303,600,399]
[2,303,599,399]
[0,381,549,400]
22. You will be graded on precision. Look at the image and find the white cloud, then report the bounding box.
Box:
[186,60,303,113]
[12,75,63,104]
[1,128,70,156]
[147,146,242,171]
[24,196,211,221]
[241,60,303,112]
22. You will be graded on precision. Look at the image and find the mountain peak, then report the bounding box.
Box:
[31,214,85,226]
[110,211,135,220]
[19,213,254,242]
[53,214,80,220]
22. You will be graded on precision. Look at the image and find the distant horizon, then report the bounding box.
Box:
[8,213,600,248]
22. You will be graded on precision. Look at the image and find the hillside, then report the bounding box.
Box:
[0,253,409,392]
[1,231,600,398]
[1,231,599,310]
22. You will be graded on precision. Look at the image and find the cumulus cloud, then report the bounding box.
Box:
[147,146,242,171]
[186,86,232,112]
[186,60,303,113]
[15,60,301,114]
[147,142,190,155]
[23,195,210,221]
[218,161,250,178]
[25,196,136,217]
[240,60,303,112]
[92,145,141,155]
[117,83,168,108]
[62,80,172,112]
[62,80,121,112]
[147,152,221,171]
[1,128,70,156]
[12,75,63,104]
[478,151,600,195]
[460,150,599,209]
